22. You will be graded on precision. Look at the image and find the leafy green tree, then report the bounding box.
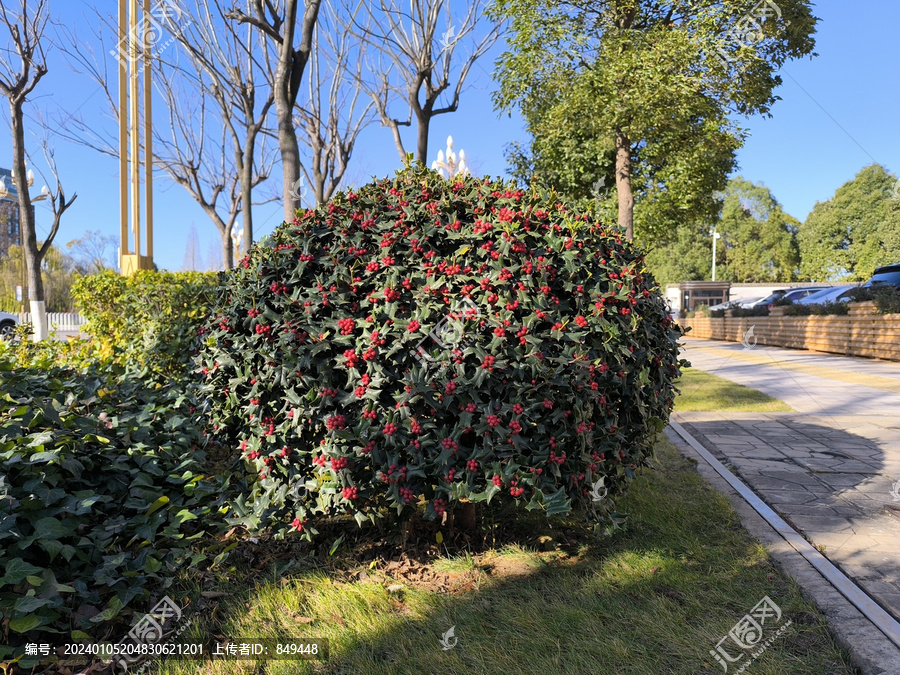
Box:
[491,0,818,242]
[798,164,900,281]
[645,177,799,284]
[644,222,713,287]
[0,244,76,313]
[716,177,799,282]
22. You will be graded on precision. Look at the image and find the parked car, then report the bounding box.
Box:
[740,290,788,308]
[779,286,829,303]
[797,285,856,305]
[742,287,828,310]
[0,311,18,340]
[862,263,900,289]
[708,298,758,312]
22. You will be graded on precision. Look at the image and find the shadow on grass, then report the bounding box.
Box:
[149,441,858,675]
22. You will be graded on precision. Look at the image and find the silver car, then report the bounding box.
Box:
[796,285,856,305]
[0,311,18,340]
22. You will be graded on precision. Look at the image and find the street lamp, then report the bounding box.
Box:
[431,135,469,179]
[231,226,243,266]
[0,172,49,202]
[710,226,722,281]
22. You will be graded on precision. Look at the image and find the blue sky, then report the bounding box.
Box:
[1,0,897,272]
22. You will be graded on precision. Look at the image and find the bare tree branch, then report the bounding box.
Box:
[342,0,503,163]
[56,2,278,266]
[294,0,375,204]
[229,0,323,223]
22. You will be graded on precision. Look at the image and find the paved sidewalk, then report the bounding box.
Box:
[677,338,900,626]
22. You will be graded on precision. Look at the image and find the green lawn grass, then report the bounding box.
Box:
[675,367,794,412]
[147,439,855,675]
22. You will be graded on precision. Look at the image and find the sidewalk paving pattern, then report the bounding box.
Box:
[677,338,900,625]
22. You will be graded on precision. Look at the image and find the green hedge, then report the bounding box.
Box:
[71,270,219,381]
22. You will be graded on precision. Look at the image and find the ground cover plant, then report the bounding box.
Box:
[198,165,685,542]
[0,340,232,669]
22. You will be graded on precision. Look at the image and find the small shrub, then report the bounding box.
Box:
[780,300,850,316]
[0,350,228,664]
[685,303,709,318]
[729,305,769,318]
[72,270,218,381]
[845,284,900,314]
[198,166,684,540]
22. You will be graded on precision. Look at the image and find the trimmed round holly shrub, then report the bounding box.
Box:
[198,165,684,539]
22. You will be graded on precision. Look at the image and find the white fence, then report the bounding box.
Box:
[21,312,87,332]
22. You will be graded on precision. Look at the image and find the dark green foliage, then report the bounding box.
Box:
[198,166,685,541]
[724,305,770,318]
[846,284,900,314]
[778,300,850,316]
[0,354,227,665]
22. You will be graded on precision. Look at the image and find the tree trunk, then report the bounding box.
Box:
[416,110,430,165]
[222,228,234,270]
[615,130,634,241]
[10,101,47,341]
[453,503,477,534]
[239,144,255,257]
[278,100,301,223]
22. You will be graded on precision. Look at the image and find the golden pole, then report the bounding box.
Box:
[129,0,141,261]
[118,0,128,269]
[143,0,153,263]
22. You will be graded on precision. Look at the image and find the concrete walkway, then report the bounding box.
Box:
[677,338,900,628]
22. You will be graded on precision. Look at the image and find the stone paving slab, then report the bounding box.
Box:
[675,410,900,625]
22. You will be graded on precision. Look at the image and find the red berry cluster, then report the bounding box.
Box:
[337,318,355,335]
[342,486,359,500]
[326,414,346,430]
[548,450,566,465]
